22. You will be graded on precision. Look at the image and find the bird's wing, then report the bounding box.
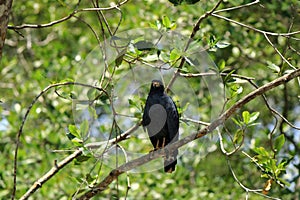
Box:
[165,95,179,143]
[142,97,151,126]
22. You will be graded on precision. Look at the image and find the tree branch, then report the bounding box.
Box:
[211,13,300,37]
[0,0,13,59]
[12,82,108,200]
[8,0,129,30]
[19,149,83,200]
[226,157,281,200]
[179,72,255,81]
[78,68,300,200]
[17,121,139,200]
[213,0,260,14]
[166,0,224,91]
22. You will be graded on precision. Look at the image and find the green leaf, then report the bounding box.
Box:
[66,132,76,140]
[129,98,137,108]
[277,178,290,186]
[87,88,96,100]
[71,137,84,147]
[267,61,280,73]
[269,159,277,174]
[229,84,243,97]
[143,53,159,62]
[223,70,235,83]
[80,119,89,137]
[149,20,162,30]
[232,117,242,126]
[68,124,81,138]
[216,41,231,49]
[134,112,142,118]
[242,111,250,124]
[169,22,177,30]
[249,112,260,124]
[218,60,226,71]
[74,154,91,164]
[176,101,189,117]
[115,53,124,67]
[170,48,181,63]
[162,16,171,28]
[233,129,244,144]
[88,106,97,120]
[261,174,269,179]
[253,147,269,157]
[274,134,285,153]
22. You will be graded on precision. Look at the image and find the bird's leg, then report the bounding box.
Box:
[149,140,160,159]
[162,137,167,158]
[155,140,160,150]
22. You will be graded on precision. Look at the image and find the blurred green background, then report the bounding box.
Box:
[1,0,300,199]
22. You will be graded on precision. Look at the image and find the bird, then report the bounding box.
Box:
[142,80,179,173]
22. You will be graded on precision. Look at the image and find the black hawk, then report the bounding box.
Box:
[142,80,179,173]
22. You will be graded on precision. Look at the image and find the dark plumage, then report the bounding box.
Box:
[142,80,179,173]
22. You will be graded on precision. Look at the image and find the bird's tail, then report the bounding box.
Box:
[164,150,178,173]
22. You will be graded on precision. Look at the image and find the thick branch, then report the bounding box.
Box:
[0,0,13,59]
[78,68,300,199]
[19,122,139,200]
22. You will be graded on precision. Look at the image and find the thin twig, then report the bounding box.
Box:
[8,0,129,30]
[263,33,297,70]
[166,0,224,91]
[263,32,300,93]
[226,157,281,200]
[214,0,260,14]
[248,75,300,131]
[179,72,255,80]
[211,13,300,37]
[181,117,210,126]
[73,16,102,47]
[217,127,243,156]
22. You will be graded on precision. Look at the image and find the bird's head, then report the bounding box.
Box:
[150,80,164,94]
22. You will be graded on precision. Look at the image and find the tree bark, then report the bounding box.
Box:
[0,0,13,60]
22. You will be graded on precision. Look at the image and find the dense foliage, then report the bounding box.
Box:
[1,0,300,199]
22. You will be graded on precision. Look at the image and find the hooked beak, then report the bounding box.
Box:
[152,81,161,88]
